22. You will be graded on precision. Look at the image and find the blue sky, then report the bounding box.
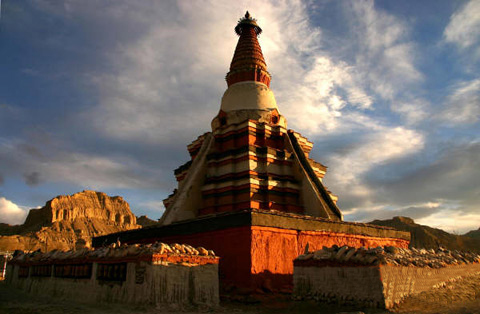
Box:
[0,0,479,233]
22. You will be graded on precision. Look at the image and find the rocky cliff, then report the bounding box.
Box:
[369,216,480,253]
[0,191,140,251]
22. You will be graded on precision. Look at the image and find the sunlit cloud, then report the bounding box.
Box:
[438,79,480,125]
[443,0,480,56]
[0,197,28,225]
[417,211,480,235]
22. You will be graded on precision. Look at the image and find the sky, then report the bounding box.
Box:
[0,0,479,233]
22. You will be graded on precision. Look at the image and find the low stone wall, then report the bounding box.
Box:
[5,242,219,308]
[293,245,480,309]
[379,263,480,308]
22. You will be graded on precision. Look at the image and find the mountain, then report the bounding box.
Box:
[136,215,158,227]
[0,190,140,251]
[465,228,480,239]
[369,216,480,253]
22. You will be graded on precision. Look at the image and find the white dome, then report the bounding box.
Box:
[221,81,278,112]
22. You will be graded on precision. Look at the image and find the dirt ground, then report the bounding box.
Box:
[392,272,480,314]
[1,273,479,314]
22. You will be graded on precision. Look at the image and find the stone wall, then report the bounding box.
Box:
[379,263,480,308]
[293,245,480,309]
[5,242,219,308]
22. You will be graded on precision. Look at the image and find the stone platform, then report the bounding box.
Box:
[93,210,410,290]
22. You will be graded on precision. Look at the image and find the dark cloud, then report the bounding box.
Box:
[365,141,480,213]
[385,206,439,220]
[384,143,480,203]
[18,143,45,160]
[0,134,176,192]
[23,171,42,186]
[351,205,440,223]
[329,137,480,233]
[0,173,4,185]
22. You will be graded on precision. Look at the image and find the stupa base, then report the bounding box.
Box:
[93,210,410,290]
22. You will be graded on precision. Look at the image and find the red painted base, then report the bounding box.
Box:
[133,225,409,291]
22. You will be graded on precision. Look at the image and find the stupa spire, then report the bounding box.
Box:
[226,11,271,87]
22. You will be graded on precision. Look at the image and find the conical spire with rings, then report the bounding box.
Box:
[226,11,271,87]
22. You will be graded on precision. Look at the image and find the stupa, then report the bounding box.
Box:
[94,12,410,291]
[161,11,342,225]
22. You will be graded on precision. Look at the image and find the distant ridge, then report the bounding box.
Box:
[369,216,480,253]
[136,215,158,227]
[465,228,480,239]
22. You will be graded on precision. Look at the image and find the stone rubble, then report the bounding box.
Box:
[9,241,215,264]
[295,245,480,268]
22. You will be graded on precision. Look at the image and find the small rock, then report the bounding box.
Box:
[304,242,310,254]
[335,246,349,260]
[262,278,274,292]
[197,247,208,256]
[342,247,357,262]
[297,253,313,260]
[313,250,331,260]
[384,246,398,254]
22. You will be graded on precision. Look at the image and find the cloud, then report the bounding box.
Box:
[23,171,42,186]
[391,98,430,125]
[21,1,424,156]
[129,200,165,220]
[71,0,382,139]
[250,0,422,135]
[0,197,28,225]
[253,3,373,134]
[347,1,422,99]
[443,0,480,55]
[271,0,426,134]
[318,125,425,222]
[438,79,480,125]
[417,210,480,234]
[359,202,441,222]
[139,200,165,213]
[361,203,479,234]
[0,103,24,123]
[340,141,480,233]
[325,126,424,194]
[375,141,480,212]
[276,56,367,133]
[80,1,239,145]
[0,136,170,191]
